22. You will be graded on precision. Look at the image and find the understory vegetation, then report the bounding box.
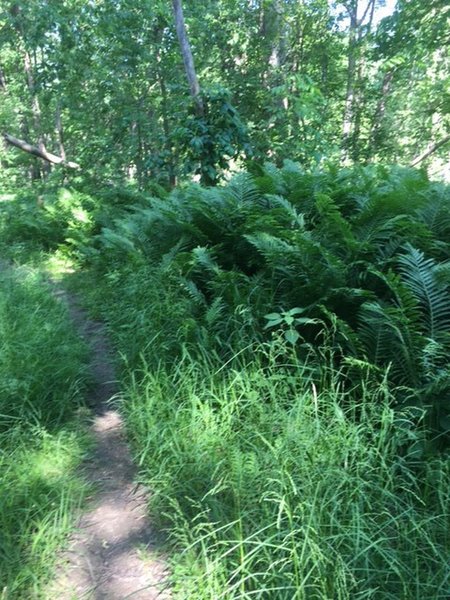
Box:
[1,1,449,597]
[1,162,449,598]
[0,266,90,598]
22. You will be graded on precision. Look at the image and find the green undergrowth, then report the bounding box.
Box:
[0,266,91,599]
[120,347,450,599]
[65,162,450,442]
[2,163,450,597]
[72,265,450,599]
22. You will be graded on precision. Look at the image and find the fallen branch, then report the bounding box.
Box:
[2,132,80,169]
[410,133,450,167]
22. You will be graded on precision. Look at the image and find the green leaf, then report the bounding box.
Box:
[264,315,283,328]
[407,441,426,459]
[294,317,319,326]
[284,329,300,344]
[264,313,282,320]
[287,308,305,316]
[439,414,450,432]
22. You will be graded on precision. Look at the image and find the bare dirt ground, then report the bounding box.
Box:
[48,288,170,600]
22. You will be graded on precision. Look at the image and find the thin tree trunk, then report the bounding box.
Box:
[172,0,204,116]
[342,8,358,160]
[369,69,394,152]
[24,50,44,148]
[55,101,67,161]
[0,66,6,91]
[23,49,46,179]
[268,0,284,70]
[342,0,375,161]
[157,65,176,187]
[0,66,8,173]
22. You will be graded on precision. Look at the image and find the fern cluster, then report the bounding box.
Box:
[90,162,450,440]
[89,163,450,441]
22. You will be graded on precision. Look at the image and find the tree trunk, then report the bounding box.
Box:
[268,0,285,70]
[0,66,6,91]
[157,65,176,187]
[23,50,44,149]
[172,0,204,117]
[341,0,376,161]
[55,102,67,161]
[342,3,358,158]
[369,69,394,153]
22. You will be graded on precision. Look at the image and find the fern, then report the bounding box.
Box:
[254,162,286,195]
[397,245,450,341]
[205,297,226,327]
[224,172,260,207]
[358,301,420,386]
[313,193,358,256]
[191,247,221,275]
[180,278,207,306]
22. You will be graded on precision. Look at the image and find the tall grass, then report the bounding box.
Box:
[121,346,450,599]
[0,267,90,599]
[66,258,449,598]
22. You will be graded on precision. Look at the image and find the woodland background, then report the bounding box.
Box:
[0,0,449,186]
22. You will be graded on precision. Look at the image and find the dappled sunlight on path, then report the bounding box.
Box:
[48,289,170,599]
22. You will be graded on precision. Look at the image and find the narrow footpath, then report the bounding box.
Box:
[48,288,170,600]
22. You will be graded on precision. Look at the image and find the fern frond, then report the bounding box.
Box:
[421,339,450,378]
[313,193,358,255]
[415,183,450,238]
[224,173,260,206]
[397,245,450,340]
[358,301,420,386]
[180,278,206,306]
[205,297,226,326]
[244,232,298,266]
[191,246,221,274]
[253,162,287,196]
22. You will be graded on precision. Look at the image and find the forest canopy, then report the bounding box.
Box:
[0,0,449,187]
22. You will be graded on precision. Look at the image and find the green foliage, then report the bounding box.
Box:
[0,188,97,255]
[78,163,450,438]
[1,0,448,187]
[0,266,90,597]
[121,348,450,599]
[175,86,252,185]
[397,245,450,341]
[3,160,450,597]
[264,308,319,345]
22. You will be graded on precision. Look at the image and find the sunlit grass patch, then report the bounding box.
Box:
[122,348,450,599]
[0,426,90,599]
[0,266,91,598]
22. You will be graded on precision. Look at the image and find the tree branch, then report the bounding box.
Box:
[410,133,450,167]
[2,132,80,169]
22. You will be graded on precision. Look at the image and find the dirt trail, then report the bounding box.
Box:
[49,288,170,600]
